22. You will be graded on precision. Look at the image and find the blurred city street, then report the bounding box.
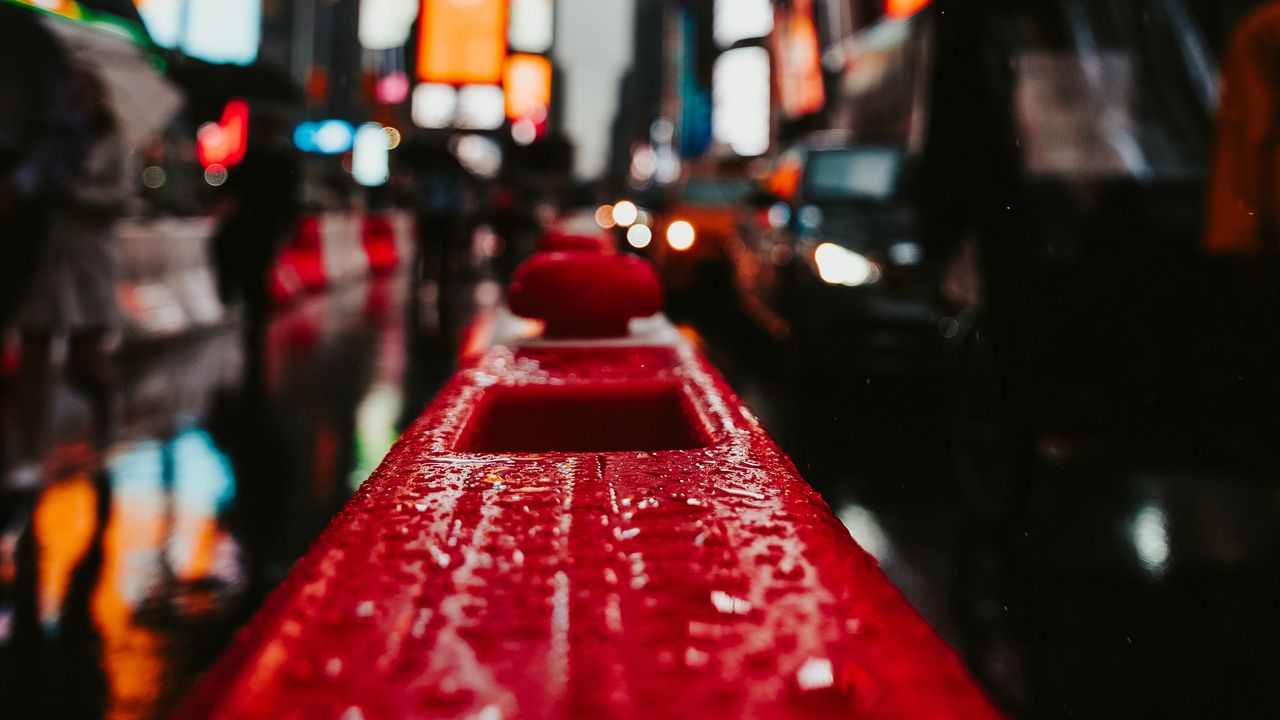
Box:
[3,265,1279,718]
[3,0,1280,718]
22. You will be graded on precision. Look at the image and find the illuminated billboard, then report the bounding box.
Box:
[360,0,418,50]
[353,123,391,187]
[294,120,357,155]
[504,53,551,121]
[456,85,505,130]
[417,0,508,84]
[713,47,770,156]
[713,0,771,48]
[508,0,552,54]
[134,0,181,47]
[135,0,261,65]
[773,0,825,119]
[412,83,505,130]
[412,83,458,129]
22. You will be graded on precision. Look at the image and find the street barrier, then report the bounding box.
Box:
[116,212,414,337]
[177,222,1002,719]
[116,216,226,338]
[363,214,404,277]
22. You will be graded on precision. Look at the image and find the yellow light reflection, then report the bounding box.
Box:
[34,473,98,629]
[93,472,166,716]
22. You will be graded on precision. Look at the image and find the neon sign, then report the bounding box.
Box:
[197,99,249,169]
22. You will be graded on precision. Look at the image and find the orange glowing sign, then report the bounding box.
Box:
[197,99,250,169]
[504,53,552,121]
[773,0,825,119]
[886,0,931,18]
[12,0,80,18]
[417,0,508,84]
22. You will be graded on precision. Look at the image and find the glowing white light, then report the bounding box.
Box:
[713,46,771,157]
[667,221,696,251]
[714,0,773,47]
[412,83,458,129]
[136,0,182,48]
[509,0,554,53]
[451,135,503,179]
[650,118,675,145]
[814,243,880,287]
[655,148,682,185]
[611,201,639,228]
[512,118,538,146]
[1133,504,1170,575]
[353,123,390,187]
[630,145,657,183]
[359,0,419,50]
[837,504,891,562]
[626,224,652,249]
[180,0,262,65]
[456,85,506,130]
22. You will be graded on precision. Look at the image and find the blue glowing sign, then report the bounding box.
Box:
[294,120,356,155]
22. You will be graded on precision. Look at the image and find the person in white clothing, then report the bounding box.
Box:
[11,68,131,483]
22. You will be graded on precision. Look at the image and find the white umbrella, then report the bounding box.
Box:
[40,14,184,150]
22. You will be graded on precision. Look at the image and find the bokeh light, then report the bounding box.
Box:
[626,224,652,249]
[611,200,639,228]
[667,220,695,251]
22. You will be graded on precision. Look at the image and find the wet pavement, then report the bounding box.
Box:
[690,309,1280,719]
[2,272,1279,719]
[0,275,489,719]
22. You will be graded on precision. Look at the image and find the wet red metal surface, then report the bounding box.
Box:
[178,343,1001,719]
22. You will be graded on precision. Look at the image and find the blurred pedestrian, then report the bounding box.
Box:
[406,139,475,290]
[11,67,130,482]
[210,107,300,381]
[0,5,91,326]
[0,5,92,490]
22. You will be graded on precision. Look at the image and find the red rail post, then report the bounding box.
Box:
[177,230,1002,720]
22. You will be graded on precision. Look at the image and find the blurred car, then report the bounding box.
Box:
[643,173,754,298]
[730,133,944,373]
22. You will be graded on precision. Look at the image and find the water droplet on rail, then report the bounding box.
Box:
[719,486,765,501]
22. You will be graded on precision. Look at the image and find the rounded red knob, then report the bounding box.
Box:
[509,251,663,338]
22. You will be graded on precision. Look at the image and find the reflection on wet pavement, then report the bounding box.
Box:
[5,273,1280,718]
[0,277,482,719]
[691,311,1280,719]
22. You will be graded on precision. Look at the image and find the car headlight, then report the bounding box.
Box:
[814,242,881,287]
[627,224,653,249]
[667,220,696,251]
[612,200,639,227]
